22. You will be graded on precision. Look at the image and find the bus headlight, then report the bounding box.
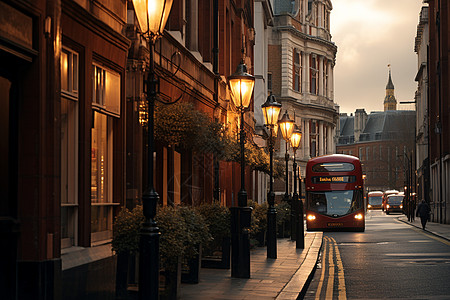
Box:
[400,205,403,209]
[354,213,363,220]
[386,204,390,209]
[307,215,316,221]
[367,204,372,209]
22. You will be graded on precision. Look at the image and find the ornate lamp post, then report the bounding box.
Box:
[228,61,255,278]
[278,110,294,239]
[262,95,282,259]
[131,0,173,298]
[290,125,304,248]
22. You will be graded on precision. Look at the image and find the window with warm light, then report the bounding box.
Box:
[91,111,117,243]
[90,63,121,243]
[61,47,79,249]
[92,64,121,116]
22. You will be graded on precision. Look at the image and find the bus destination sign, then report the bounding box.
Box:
[311,175,356,184]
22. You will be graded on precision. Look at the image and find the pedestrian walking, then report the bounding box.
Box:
[416,200,430,230]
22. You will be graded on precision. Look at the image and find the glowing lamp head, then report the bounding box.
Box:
[261,95,282,127]
[290,125,302,150]
[227,63,255,109]
[278,110,294,141]
[132,0,174,40]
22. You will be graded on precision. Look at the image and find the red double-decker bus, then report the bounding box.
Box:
[305,154,365,232]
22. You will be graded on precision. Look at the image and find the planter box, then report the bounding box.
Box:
[201,237,230,269]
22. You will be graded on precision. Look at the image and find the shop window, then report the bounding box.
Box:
[61,47,79,249]
[91,111,118,243]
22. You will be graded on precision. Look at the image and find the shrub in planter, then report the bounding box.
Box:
[112,205,145,299]
[177,206,212,283]
[248,200,268,247]
[155,206,187,300]
[196,203,230,256]
[276,201,291,237]
[196,203,231,268]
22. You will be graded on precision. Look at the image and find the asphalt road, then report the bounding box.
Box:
[304,210,450,299]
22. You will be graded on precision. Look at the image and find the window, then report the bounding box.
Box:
[93,64,121,116]
[359,147,363,159]
[91,64,121,244]
[293,49,301,92]
[91,111,117,243]
[61,47,79,249]
[310,55,318,94]
[267,72,272,92]
[323,59,328,96]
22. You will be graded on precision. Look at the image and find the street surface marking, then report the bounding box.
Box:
[314,236,328,300]
[314,236,347,300]
[325,239,334,299]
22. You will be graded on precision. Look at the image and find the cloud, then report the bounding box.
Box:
[331,0,424,114]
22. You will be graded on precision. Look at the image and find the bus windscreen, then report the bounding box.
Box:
[307,190,363,216]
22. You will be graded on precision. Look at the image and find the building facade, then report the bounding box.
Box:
[337,73,416,193]
[257,0,338,200]
[414,5,430,210]
[0,0,259,299]
[427,0,450,224]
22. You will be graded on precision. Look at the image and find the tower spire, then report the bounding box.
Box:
[384,65,397,111]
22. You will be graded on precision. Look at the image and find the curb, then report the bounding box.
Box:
[276,232,323,300]
[397,217,450,242]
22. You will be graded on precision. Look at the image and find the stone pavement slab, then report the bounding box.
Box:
[180,232,323,300]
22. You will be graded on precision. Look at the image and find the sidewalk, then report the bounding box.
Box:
[398,215,450,241]
[180,232,323,300]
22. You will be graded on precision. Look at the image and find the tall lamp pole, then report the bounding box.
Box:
[228,61,255,278]
[262,95,282,259]
[278,111,294,239]
[131,0,173,299]
[290,125,304,248]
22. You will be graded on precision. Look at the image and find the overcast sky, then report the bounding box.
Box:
[331,0,425,114]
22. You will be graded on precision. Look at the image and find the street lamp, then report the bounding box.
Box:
[278,110,294,240]
[132,0,173,299]
[262,95,282,259]
[228,61,255,278]
[290,125,304,248]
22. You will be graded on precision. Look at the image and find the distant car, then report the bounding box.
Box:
[367,191,383,210]
[382,190,399,211]
[385,194,404,214]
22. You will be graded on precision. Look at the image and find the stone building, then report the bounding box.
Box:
[256,0,338,200]
[414,5,430,211]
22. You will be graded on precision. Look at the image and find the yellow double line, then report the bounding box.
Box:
[314,236,346,300]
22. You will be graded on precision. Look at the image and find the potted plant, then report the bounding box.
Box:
[111,205,144,299]
[197,203,231,269]
[177,206,212,284]
[276,201,291,238]
[248,200,268,247]
[156,206,187,300]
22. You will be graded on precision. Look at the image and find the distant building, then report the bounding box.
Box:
[414,5,430,211]
[337,71,415,192]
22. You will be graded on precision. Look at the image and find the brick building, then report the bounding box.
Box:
[0,0,259,298]
[337,72,416,192]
